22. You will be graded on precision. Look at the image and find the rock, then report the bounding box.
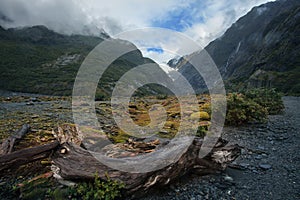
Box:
[257,145,265,150]
[254,155,262,160]
[239,163,250,169]
[227,190,232,195]
[30,97,39,102]
[159,130,169,135]
[267,136,273,141]
[31,114,39,119]
[128,104,137,109]
[57,179,76,187]
[259,164,272,170]
[276,135,288,141]
[224,175,234,182]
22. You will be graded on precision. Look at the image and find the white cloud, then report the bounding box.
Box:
[0,0,275,62]
[183,0,276,47]
[115,27,201,64]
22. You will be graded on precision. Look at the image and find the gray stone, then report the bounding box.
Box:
[30,97,39,102]
[259,164,272,170]
[224,175,234,182]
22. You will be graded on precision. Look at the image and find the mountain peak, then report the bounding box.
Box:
[170,0,300,94]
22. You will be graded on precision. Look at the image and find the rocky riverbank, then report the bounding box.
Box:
[139,96,300,200]
[0,93,298,199]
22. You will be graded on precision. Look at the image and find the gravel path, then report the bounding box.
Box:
[140,96,300,200]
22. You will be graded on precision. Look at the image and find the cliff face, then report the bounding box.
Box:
[171,0,300,94]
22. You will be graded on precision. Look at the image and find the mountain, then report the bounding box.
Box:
[0,25,167,99]
[170,0,300,95]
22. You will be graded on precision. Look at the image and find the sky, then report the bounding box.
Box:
[0,0,275,63]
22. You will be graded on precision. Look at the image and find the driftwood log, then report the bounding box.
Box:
[0,124,30,155]
[51,124,241,197]
[0,141,59,171]
[0,124,241,197]
[52,140,240,197]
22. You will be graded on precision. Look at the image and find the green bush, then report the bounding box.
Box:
[196,125,208,138]
[226,93,268,125]
[225,88,284,125]
[244,88,284,114]
[71,173,125,200]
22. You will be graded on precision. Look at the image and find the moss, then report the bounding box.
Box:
[190,111,210,120]
[109,129,130,143]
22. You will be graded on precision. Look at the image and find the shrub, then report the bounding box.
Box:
[69,173,124,200]
[226,93,268,125]
[244,88,284,114]
[200,102,211,114]
[196,121,211,138]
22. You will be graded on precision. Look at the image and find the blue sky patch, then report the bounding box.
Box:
[147,47,164,54]
[151,1,205,32]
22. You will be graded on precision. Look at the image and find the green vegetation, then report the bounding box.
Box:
[196,124,209,138]
[244,88,284,114]
[225,88,283,125]
[0,27,102,96]
[10,172,56,200]
[68,173,125,200]
[226,93,268,125]
[0,25,169,99]
[12,172,124,200]
[272,67,300,96]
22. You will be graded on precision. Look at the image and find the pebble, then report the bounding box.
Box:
[276,135,288,141]
[30,97,39,102]
[159,130,169,135]
[239,163,249,169]
[224,175,234,182]
[259,164,272,170]
[31,114,39,119]
[257,145,265,150]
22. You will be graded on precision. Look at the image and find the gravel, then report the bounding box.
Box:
[139,97,300,200]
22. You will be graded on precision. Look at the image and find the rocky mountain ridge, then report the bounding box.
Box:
[169,0,300,94]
